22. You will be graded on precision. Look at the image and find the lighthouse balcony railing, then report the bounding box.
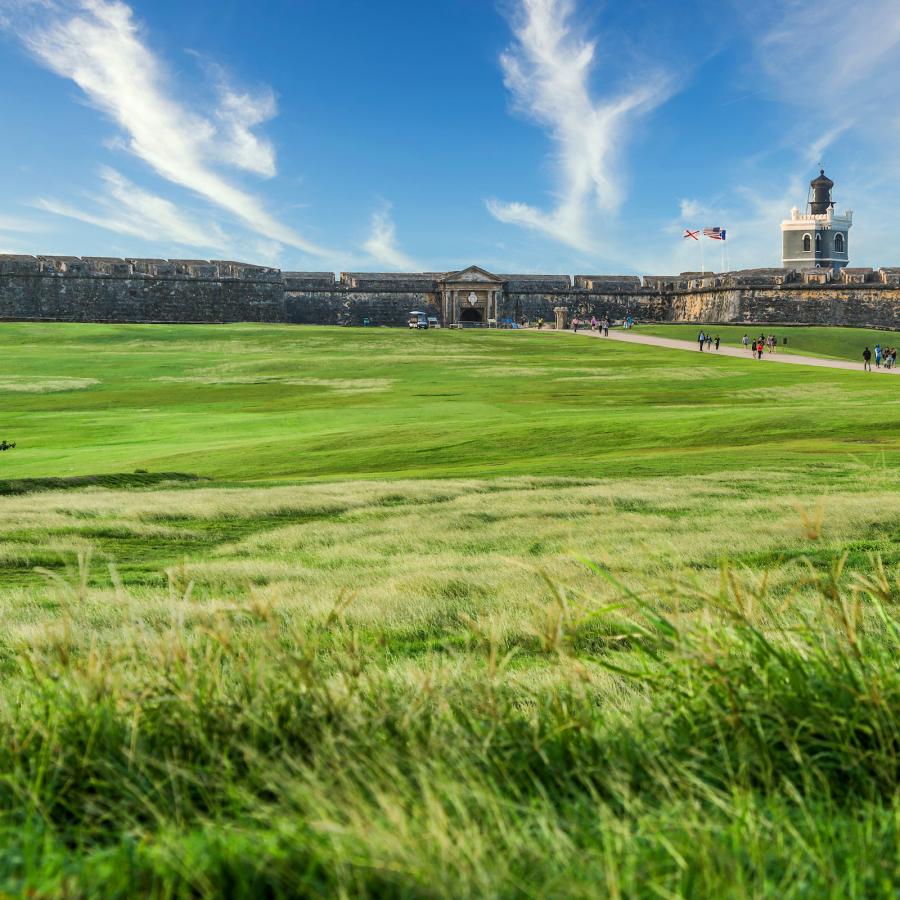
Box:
[785,211,853,225]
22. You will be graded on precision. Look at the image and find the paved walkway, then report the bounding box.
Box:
[560,327,898,374]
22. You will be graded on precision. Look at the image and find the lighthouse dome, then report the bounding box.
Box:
[811,169,834,191]
[810,169,835,215]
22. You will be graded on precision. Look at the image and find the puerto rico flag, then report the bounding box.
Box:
[703,227,727,241]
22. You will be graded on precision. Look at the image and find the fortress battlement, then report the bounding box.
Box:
[0,255,282,282]
[1,255,898,329]
[4,255,898,292]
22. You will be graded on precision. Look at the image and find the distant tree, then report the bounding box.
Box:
[0,441,15,452]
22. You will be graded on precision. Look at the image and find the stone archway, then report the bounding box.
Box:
[439,267,504,325]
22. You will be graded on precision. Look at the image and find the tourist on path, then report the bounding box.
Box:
[863,347,872,371]
[875,343,882,368]
[714,335,720,352]
[603,317,610,336]
[756,338,764,359]
[590,316,598,332]
[698,330,706,351]
[742,333,749,352]
[572,316,580,333]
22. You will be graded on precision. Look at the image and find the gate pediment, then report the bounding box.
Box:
[442,265,503,284]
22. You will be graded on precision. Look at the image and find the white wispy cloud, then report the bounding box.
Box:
[362,204,418,271]
[803,124,852,169]
[33,168,231,252]
[0,215,49,234]
[1,0,333,258]
[486,0,671,252]
[678,199,714,222]
[192,55,279,178]
[756,0,900,111]
[752,0,900,166]
[213,83,278,178]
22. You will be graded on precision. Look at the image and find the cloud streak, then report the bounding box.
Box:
[751,0,900,160]
[1,0,334,258]
[362,204,418,271]
[0,215,49,234]
[34,168,231,252]
[487,0,671,252]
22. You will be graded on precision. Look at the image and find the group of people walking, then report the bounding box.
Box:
[863,344,897,371]
[697,331,720,352]
[740,333,780,359]
[573,316,611,336]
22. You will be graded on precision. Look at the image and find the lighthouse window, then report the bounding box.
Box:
[803,234,811,252]
[835,233,845,253]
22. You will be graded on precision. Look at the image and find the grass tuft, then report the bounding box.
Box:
[0,547,897,896]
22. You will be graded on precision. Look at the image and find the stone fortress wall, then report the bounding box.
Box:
[1,254,899,329]
[0,255,285,323]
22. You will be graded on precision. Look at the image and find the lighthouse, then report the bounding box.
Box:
[781,170,852,270]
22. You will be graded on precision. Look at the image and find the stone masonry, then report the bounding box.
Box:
[0,256,284,323]
[1,256,899,330]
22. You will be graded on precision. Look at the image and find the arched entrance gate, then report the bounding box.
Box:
[439,266,503,326]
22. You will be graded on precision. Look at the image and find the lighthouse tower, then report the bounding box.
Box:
[781,169,853,270]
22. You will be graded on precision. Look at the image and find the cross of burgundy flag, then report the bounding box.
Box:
[683,229,699,241]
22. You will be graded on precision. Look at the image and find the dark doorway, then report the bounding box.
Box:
[460,308,483,323]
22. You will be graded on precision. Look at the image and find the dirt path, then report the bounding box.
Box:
[559,327,898,374]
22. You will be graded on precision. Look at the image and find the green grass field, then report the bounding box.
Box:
[0,323,898,897]
[2,322,899,482]
[636,322,898,361]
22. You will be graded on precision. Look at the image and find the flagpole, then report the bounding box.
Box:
[700,235,705,275]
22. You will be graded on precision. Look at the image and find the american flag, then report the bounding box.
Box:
[703,227,727,241]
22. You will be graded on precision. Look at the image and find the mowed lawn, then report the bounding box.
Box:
[0,322,899,897]
[636,322,898,361]
[1,322,899,482]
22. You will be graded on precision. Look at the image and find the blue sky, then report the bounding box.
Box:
[1,0,899,275]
